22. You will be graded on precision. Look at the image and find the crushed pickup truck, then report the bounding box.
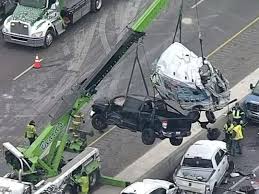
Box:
[151,42,230,113]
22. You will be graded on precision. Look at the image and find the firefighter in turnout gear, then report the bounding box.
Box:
[24,120,37,145]
[75,172,90,194]
[230,102,245,124]
[231,121,244,156]
[223,120,234,151]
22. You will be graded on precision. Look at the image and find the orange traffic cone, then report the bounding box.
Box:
[33,54,41,69]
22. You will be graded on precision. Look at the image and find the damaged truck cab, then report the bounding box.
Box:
[2,0,102,47]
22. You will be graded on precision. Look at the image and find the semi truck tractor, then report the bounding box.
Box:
[2,0,102,47]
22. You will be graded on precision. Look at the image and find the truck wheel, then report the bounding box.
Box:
[169,137,183,146]
[89,169,100,188]
[207,128,221,140]
[187,111,200,123]
[62,184,76,194]
[141,128,156,145]
[44,29,54,48]
[91,0,102,12]
[206,111,216,123]
[91,114,108,131]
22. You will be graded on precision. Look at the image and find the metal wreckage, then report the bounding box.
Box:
[151,42,231,112]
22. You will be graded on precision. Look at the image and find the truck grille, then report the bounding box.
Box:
[10,22,29,35]
[247,102,259,112]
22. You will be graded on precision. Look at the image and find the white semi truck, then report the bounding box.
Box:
[2,0,102,47]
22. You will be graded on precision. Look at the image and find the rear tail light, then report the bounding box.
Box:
[162,120,168,129]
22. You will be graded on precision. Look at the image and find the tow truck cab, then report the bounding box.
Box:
[2,0,102,47]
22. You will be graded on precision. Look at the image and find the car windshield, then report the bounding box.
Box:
[20,0,47,9]
[182,157,213,168]
[252,83,259,96]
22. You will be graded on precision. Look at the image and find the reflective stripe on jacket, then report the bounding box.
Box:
[233,125,243,140]
[25,124,36,138]
[232,109,244,119]
[224,123,234,133]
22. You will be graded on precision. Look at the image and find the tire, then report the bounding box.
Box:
[187,111,200,123]
[141,128,156,145]
[91,114,108,131]
[44,29,54,48]
[169,137,183,146]
[91,0,102,12]
[206,111,216,123]
[62,184,76,194]
[89,169,100,188]
[207,128,221,140]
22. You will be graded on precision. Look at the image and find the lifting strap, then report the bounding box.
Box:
[125,41,150,97]
[172,0,183,43]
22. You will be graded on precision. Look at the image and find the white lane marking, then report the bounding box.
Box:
[2,94,13,99]
[13,65,33,81]
[223,165,259,194]
[191,0,205,9]
[99,12,111,55]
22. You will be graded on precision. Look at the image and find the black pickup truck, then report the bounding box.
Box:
[90,95,194,146]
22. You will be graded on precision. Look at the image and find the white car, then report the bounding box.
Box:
[174,140,229,194]
[120,179,179,194]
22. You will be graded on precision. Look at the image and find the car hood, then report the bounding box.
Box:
[12,5,45,25]
[244,94,259,103]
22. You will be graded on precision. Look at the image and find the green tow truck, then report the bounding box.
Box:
[0,0,170,193]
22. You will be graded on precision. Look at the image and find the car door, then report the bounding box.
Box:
[214,149,226,184]
[149,188,167,194]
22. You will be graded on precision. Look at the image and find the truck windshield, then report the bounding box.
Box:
[252,83,259,96]
[20,0,47,9]
[182,158,213,168]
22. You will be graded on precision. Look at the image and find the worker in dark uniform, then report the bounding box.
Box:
[223,120,234,152]
[230,103,245,124]
[24,120,37,145]
[76,172,90,194]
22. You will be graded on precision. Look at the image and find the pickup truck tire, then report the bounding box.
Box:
[169,137,183,146]
[206,111,216,123]
[91,114,108,131]
[207,128,221,140]
[142,128,156,145]
[62,184,76,194]
[187,111,200,123]
[91,0,102,12]
[89,169,100,188]
[44,29,54,48]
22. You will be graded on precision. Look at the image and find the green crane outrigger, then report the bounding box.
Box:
[3,0,170,186]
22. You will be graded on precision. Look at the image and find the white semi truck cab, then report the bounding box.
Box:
[2,0,102,47]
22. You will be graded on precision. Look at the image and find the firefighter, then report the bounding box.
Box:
[231,121,243,156]
[76,172,90,194]
[70,112,85,133]
[223,120,234,151]
[230,102,245,124]
[24,120,37,145]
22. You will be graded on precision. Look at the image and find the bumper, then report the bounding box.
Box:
[161,130,191,138]
[2,32,45,47]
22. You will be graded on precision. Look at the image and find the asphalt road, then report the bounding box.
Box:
[0,0,259,179]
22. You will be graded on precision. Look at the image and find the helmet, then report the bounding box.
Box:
[29,120,35,126]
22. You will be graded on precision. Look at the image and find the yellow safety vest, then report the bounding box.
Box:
[232,109,244,119]
[233,125,243,140]
[224,124,234,133]
[77,176,89,193]
[25,124,36,138]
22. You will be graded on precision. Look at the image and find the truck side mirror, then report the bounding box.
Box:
[250,83,254,90]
